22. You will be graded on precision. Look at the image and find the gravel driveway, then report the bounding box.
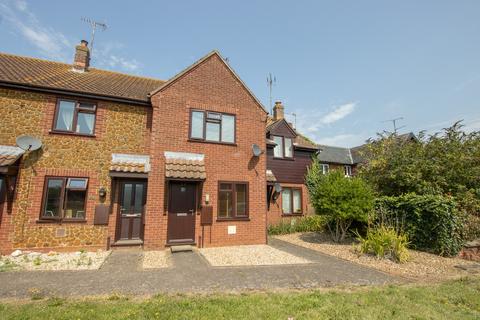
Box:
[200,245,311,266]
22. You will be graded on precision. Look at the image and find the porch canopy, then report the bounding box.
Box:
[0,145,24,174]
[109,153,151,178]
[164,151,206,180]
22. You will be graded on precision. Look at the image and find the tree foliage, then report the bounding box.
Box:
[306,163,375,242]
[358,122,480,216]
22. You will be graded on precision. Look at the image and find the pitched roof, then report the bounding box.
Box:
[266,117,318,150]
[0,52,165,103]
[318,145,355,165]
[150,50,268,114]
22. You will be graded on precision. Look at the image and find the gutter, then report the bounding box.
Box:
[0,81,152,107]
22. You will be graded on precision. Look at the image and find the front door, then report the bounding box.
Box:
[118,180,147,241]
[167,181,196,244]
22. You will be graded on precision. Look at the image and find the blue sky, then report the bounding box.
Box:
[1,0,479,147]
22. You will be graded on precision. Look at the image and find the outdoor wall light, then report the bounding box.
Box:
[98,187,107,198]
[205,194,210,204]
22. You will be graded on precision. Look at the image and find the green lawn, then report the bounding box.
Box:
[1,278,479,319]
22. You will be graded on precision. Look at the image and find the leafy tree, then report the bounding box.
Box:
[306,164,375,242]
[358,122,480,215]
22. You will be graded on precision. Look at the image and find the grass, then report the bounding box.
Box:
[0,278,479,319]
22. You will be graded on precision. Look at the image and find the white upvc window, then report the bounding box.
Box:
[321,164,329,175]
[344,165,352,177]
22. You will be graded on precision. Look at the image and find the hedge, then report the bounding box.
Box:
[375,194,465,256]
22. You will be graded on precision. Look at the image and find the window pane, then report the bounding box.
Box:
[282,189,292,214]
[219,190,233,217]
[55,100,75,131]
[44,179,63,218]
[236,184,247,216]
[220,183,232,190]
[67,178,88,189]
[64,189,86,219]
[134,183,144,213]
[284,138,293,157]
[322,164,329,175]
[191,111,204,139]
[76,112,95,134]
[0,176,5,203]
[221,115,235,143]
[293,190,301,213]
[206,122,220,141]
[79,103,95,111]
[122,183,133,213]
[207,112,221,120]
[273,136,283,157]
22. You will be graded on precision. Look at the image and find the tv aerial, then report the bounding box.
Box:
[81,17,108,59]
[16,135,42,151]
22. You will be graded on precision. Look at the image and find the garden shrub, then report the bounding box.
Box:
[306,167,375,242]
[355,226,409,263]
[375,194,464,256]
[267,215,326,235]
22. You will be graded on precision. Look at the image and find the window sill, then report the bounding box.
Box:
[216,217,250,222]
[188,139,237,147]
[273,157,295,161]
[36,219,87,224]
[49,130,96,138]
[281,213,303,217]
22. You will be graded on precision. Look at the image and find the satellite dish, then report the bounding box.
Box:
[16,135,42,151]
[252,144,263,157]
[274,183,282,193]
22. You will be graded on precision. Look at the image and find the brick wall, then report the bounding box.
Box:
[146,53,268,248]
[0,88,150,254]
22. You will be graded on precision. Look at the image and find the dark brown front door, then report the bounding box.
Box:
[118,180,147,241]
[167,181,196,244]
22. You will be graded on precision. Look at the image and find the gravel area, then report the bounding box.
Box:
[274,232,478,281]
[142,250,172,269]
[199,244,311,267]
[0,250,110,271]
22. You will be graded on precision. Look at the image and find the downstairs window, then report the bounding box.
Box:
[41,177,88,221]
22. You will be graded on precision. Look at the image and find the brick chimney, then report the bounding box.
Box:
[273,101,284,121]
[73,40,90,72]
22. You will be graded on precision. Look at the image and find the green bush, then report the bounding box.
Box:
[375,194,465,256]
[306,167,375,242]
[356,226,410,263]
[268,215,326,235]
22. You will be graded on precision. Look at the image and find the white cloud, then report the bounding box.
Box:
[320,102,356,124]
[0,0,72,61]
[0,1,142,73]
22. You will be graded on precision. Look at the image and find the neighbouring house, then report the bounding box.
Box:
[0,40,269,254]
[265,102,319,225]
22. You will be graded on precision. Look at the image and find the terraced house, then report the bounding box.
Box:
[0,40,269,254]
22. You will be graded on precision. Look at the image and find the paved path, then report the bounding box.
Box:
[0,239,399,299]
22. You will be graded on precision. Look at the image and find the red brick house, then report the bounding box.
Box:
[0,41,268,253]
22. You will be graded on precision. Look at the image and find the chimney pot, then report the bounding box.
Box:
[273,101,285,121]
[73,40,90,72]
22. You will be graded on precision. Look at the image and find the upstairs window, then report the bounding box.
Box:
[190,110,235,143]
[218,182,248,219]
[273,136,293,158]
[54,99,96,135]
[41,177,88,220]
